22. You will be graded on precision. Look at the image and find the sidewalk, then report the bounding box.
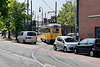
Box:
[0,34,41,43]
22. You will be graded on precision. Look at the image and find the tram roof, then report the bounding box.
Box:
[41,23,61,28]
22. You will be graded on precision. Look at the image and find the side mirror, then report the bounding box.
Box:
[78,43,80,45]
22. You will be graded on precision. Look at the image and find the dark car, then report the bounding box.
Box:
[74,38,100,57]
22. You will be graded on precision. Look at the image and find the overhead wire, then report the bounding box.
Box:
[42,0,54,11]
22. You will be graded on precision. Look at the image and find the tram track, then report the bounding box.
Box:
[31,42,80,67]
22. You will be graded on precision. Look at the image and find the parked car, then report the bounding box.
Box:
[67,33,76,38]
[53,36,78,52]
[17,31,37,44]
[74,38,100,57]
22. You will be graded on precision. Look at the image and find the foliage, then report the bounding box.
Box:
[0,0,31,39]
[0,0,11,18]
[57,0,76,32]
[10,1,28,31]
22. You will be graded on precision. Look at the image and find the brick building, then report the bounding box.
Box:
[78,0,100,39]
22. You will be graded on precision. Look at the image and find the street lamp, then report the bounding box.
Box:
[39,7,43,26]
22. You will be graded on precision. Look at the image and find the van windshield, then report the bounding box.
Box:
[27,32,36,36]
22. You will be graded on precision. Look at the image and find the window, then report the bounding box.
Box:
[88,39,95,45]
[57,37,63,42]
[59,38,63,42]
[45,28,50,33]
[40,28,50,33]
[65,38,77,42]
[80,39,88,45]
[27,32,36,36]
[57,37,60,41]
[52,29,59,33]
[96,39,100,45]
[20,32,23,36]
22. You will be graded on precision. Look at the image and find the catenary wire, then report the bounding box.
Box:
[42,0,54,11]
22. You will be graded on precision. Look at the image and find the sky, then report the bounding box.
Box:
[17,0,66,20]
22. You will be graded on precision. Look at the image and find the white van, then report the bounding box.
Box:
[17,31,37,44]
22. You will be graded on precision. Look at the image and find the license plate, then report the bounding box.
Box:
[28,37,31,39]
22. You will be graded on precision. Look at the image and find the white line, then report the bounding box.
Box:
[0,48,35,62]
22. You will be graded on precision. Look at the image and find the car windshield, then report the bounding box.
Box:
[27,32,36,36]
[67,34,73,36]
[65,38,77,42]
[67,33,75,36]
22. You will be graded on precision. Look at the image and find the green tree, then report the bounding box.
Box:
[57,0,76,35]
[0,0,11,38]
[0,0,10,18]
[10,0,29,40]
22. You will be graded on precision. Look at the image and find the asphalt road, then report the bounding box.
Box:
[0,36,100,67]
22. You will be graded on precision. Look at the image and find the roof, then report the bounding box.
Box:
[21,31,36,32]
[41,23,61,28]
[57,36,74,39]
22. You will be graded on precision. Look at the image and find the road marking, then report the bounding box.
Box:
[0,48,36,62]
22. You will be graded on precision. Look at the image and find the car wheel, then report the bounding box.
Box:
[53,45,57,51]
[63,47,67,52]
[74,49,78,54]
[23,40,26,44]
[17,39,19,43]
[41,38,43,42]
[89,51,95,57]
[34,42,36,44]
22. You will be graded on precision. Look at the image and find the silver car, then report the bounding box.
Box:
[53,36,78,52]
[17,31,37,44]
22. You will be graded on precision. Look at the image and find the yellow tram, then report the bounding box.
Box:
[40,23,62,43]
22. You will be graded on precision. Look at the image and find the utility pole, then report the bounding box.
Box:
[55,1,57,23]
[76,0,79,40]
[27,0,29,31]
[31,0,32,31]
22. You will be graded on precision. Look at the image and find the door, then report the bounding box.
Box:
[86,39,95,53]
[59,37,64,49]
[56,37,61,49]
[78,39,88,53]
[56,37,64,49]
[95,27,100,38]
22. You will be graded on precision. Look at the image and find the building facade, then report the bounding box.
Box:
[79,0,100,39]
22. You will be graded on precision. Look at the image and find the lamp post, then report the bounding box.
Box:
[39,7,43,26]
[76,0,79,40]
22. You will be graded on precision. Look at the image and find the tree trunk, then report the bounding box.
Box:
[15,28,18,40]
[8,31,11,39]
